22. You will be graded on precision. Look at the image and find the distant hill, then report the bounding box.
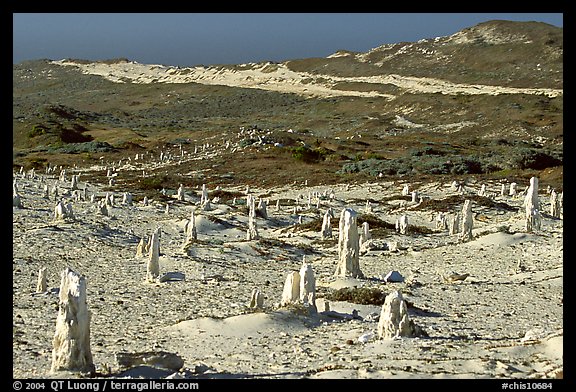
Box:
[286,20,562,89]
[12,20,563,189]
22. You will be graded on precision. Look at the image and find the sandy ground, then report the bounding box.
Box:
[12,155,563,379]
[51,60,562,99]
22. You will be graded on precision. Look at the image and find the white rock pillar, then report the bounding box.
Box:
[247,196,259,240]
[280,271,301,307]
[411,191,419,203]
[377,290,413,340]
[187,210,198,241]
[275,199,281,212]
[500,183,506,197]
[448,212,460,236]
[460,200,473,242]
[257,199,268,219]
[435,212,447,230]
[365,200,372,213]
[104,193,113,207]
[335,208,363,278]
[201,185,211,210]
[36,267,48,293]
[550,189,561,218]
[136,237,148,258]
[177,184,185,202]
[360,221,371,244]
[396,214,408,235]
[13,188,23,208]
[147,230,161,282]
[54,200,74,221]
[51,267,94,374]
[509,182,518,197]
[299,259,316,312]
[97,200,109,216]
[122,192,133,206]
[478,184,486,197]
[248,289,264,310]
[70,175,78,191]
[200,184,208,206]
[320,209,332,240]
[182,210,198,251]
[402,184,410,196]
[524,177,541,232]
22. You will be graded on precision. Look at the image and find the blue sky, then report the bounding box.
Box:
[13,13,563,67]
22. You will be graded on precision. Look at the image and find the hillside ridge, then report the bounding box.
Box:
[12,20,563,190]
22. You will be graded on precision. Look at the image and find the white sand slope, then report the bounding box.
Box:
[51,59,562,99]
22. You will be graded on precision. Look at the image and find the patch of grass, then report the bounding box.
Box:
[210,189,245,202]
[28,124,48,138]
[49,141,113,154]
[325,287,387,305]
[137,175,168,191]
[291,145,329,163]
[27,157,48,170]
[411,194,519,213]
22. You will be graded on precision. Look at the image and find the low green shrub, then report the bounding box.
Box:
[291,145,327,163]
[325,287,387,305]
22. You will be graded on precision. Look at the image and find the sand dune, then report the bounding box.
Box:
[51,60,563,99]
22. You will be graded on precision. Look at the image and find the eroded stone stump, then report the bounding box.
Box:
[177,184,185,202]
[550,189,561,219]
[377,290,425,340]
[448,212,460,236]
[335,208,363,278]
[51,268,94,374]
[524,177,541,232]
[184,210,198,243]
[246,196,259,240]
[54,200,74,221]
[13,189,23,208]
[147,230,161,282]
[299,261,316,312]
[510,182,518,197]
[249,289,264,310]
[396,214,408,235]
[280,271,301,307]
[460,200,473,242]
[321,209,333,240]
[36,267,48,293]
[136,237,148,258]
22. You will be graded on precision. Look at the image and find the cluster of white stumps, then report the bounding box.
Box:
[14,157,562,372]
